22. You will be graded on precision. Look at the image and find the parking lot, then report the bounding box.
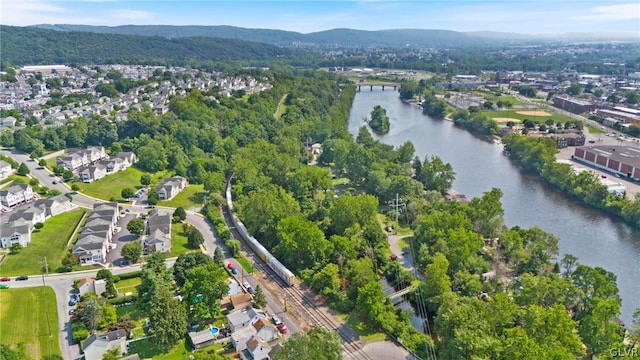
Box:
[105,213,139,266]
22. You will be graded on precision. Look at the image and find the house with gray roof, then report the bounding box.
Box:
[73,234,108,265]
[144,211,171,253]
[0,160,14,180]
[0,184,34,207]
[82,329,126,360]
[0,223,31,249]
[156,176,188,200]
[33,194,74,218]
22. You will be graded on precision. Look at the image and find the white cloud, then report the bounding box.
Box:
[110,9,153,21]
[576,3,640,21]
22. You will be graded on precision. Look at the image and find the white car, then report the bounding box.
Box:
[271,314,282,326]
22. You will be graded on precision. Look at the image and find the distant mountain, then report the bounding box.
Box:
[30,24,640,49]
[1,26,312,66]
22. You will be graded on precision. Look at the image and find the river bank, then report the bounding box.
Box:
[348,89,640,325]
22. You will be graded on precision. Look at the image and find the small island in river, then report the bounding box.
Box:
[367,105,390,134]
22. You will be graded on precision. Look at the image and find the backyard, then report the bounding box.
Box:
[159,184,206,211]
[165,224,198,258]
[74,166,172,201]
[115,277,141,297]
[0,287,60,359]
[0,208,87,276]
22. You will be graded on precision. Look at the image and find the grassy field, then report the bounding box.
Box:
[483,109,573,124]
[165,223,198,258]
[340,313,387,343]
[0,208,87,276]
[128,338,191,359]
[586,124,606,134]
[115,277,141,296]
[159,184,206,210]
[115,304,147,338]
[75,166,172,201]
[45,156,61,171]
[0,287,60,359]
[470,91,524,106]
[236,254,256,273]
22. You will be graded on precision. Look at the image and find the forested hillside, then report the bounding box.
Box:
[0,26,315,66]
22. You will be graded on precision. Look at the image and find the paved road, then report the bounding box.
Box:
[106,213,138,266]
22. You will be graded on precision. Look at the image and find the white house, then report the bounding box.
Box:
[0,160,14,180]
[72,234,108,265]
[245,336,272,360]
[0,224,31,248]
[82,329,127,360]
[0,184,34,207]
[33,195,74,218]
[8,206,46,230]
[77,278,107,297]
[156,176,188,200]
[144,212,171,253]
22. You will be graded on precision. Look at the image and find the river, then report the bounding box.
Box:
[348,90,640,325]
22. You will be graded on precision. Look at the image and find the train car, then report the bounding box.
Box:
[248,236,269,263]
[267,255,296,287]
[226,176,297,287]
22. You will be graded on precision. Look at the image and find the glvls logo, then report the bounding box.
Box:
[610,348,638,357]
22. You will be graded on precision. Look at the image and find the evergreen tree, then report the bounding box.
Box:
[253,285,267,309]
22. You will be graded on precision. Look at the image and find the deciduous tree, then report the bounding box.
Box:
[121,242,142,264]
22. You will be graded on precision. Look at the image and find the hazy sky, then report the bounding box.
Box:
[2,0,639,35]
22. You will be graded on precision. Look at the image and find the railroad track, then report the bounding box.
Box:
[221,206,372,360]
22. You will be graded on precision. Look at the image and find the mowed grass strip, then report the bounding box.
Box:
[159,184,206,210]
[165,224,198,258]
[115,277,141,296]
[0,287,60,359]
[75,166,172,201]
[0,208,87,276]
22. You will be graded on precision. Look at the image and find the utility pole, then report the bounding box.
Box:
[283,291,287,312]
[391,193,405,235]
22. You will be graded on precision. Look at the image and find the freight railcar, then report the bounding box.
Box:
[226,176,296,286]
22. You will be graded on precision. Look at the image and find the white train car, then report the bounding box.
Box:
[226,176,296,286]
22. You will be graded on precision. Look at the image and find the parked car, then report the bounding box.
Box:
[69,309,75,315]
[0,277,10,282]
[271,315,282,326]
[277,323,288,334]
[15,275,28,281]
[231,268,238,275]
[0,284,9,289]
[69,298,76,306]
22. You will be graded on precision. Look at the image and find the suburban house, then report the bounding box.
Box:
[156,176,188,200]
[227,308,266,333]
[0,184,35,208]
[8,205,46,230]
[242,335,272,360]
[0,160,14,180]
[77,278,107,297]
[73,202,119,265]
[0,116,17,126]
[77,151,137,182]
[78,163,108,183]
[33,195,75,218]
[57,146,108,171]
[226,278,242,296]
[72,234,108,265]
[188,329,216,350]
[220,293,253,314]
[144,211,172,253]
[0,223,31,249]
[230,315,278,352]
[82,329,127,360]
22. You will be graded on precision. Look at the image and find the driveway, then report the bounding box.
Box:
[106,213,139,266]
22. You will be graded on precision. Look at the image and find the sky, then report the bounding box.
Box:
[1,0,639,35]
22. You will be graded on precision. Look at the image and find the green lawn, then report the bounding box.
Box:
[159,184,206,210]
[75,166,172,201]
[128,338,192,360]
[115,304,147,338]
[0,209,87,276]
[470,91,524,106]
[45,156,61,171]
[236,254,256,273]
[483,109,574,124]
[0,287,60,359]
[165,223,199,258]
[115,277,141,296]
[339,313,387,343]
[586,124,606,134]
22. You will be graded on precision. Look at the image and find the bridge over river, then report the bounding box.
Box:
[356,82,399,91]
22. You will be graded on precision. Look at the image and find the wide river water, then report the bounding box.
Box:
[348,90,640,324]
